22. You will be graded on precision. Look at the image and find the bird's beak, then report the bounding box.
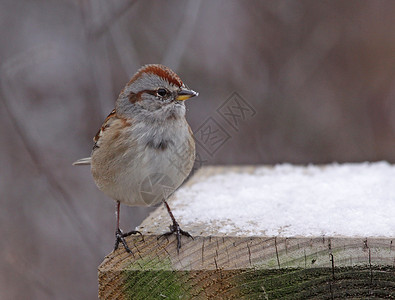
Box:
[176,88,199,101]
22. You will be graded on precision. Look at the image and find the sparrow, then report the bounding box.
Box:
[73,64,198,253]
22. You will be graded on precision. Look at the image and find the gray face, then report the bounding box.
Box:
[137,73,183,111]
[116,72,186,121]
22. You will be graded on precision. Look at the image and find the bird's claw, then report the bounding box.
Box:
[157,221,193,253]
[114,228,143,254]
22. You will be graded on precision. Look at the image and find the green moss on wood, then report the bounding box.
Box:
[122,257,190,300]
[118,264,395,299]
[123,270,189,300]
[237,266,395,299]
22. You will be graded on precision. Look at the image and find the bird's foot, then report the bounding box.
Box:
[114,228,143,254]
[158,221,193,253]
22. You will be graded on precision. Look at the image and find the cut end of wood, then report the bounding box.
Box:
[99,235,395,299]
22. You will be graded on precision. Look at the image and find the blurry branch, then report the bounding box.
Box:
[108,11,141,75]
[79,0,118,118]
[162,0,202,71]
[0,46,100,256]
[81,0,137,38]
[89,35,116,114]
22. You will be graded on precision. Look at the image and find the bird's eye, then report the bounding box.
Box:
[156,88,168,97]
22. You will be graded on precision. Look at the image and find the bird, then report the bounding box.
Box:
[73,64,198,253]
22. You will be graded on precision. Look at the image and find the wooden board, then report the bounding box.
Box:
[98,166,395,299]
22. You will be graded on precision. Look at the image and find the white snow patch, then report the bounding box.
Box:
[172,162,395,237]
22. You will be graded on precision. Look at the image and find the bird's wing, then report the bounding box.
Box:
[72,109,118,166]
[92,109,118,151]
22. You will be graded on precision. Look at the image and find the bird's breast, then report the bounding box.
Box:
[92,118,195,207]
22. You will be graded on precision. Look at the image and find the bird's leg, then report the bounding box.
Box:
[158,199,193,252]
[114,201,143,254]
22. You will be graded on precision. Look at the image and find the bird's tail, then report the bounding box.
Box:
[72,157,92,166]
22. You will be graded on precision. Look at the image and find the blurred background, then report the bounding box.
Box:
[1,0,395,298]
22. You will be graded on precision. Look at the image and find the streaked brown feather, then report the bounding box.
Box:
[94,109,116,143]
[93,109,130,151]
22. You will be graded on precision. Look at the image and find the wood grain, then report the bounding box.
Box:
[98,166,395,299]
